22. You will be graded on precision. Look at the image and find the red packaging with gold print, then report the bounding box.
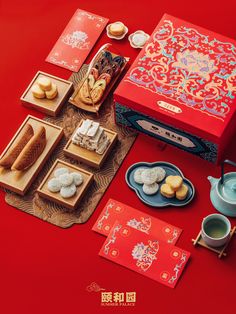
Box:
[46,9,108,71]
[99,221,190,288]
[114,14,236,163]
[92,199,182,244]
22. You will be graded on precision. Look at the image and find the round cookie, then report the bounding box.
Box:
[141,168,158,185]
[45,83,58,100]
[109,22,125,37]
[60,184,77,199]
[59,173,74,187]
[166,175,183,191]
[38,76,52,91]
[153,167,166,182]
[71,172,83,186]
[54,167,69,178]
[134,168,145,184]
[143,183,159,195]
[47,178,61,193]
[160,183,175,198]
[31,84,45,99]
[176,184,189,200]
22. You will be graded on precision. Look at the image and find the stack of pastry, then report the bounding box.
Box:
[47,167,83,199]
[72,119,110,155]
[78,51,125,105]
[160,176,188,200]
[133,166,166,195]
[31,76,58,100]
[0,123,46,171]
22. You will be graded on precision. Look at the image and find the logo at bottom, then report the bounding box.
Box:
[101,291,136,306]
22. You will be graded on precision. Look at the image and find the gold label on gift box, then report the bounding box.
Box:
[157,101,182,114]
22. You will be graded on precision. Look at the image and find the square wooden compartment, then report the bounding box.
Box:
[0,115,63,195]
[37,159,94,210]
[63,119,118,168]
[21,71,74,116]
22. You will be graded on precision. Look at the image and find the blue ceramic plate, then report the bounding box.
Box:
[125,161,195,207]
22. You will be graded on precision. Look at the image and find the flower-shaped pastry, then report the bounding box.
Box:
[128,30,150,48]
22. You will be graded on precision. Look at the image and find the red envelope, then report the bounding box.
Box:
[46,9,109,71]
[99,221,190,288]
[92,199,182,244]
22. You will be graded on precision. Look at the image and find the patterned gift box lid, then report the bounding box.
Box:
[114,14,236,141]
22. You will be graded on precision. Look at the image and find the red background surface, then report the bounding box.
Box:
[0,1,236,313]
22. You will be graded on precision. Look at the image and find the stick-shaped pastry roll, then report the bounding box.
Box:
[11,126,46,171]
[0,124,34,168]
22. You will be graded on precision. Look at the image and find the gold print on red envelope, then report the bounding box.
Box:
[127,217,151,234]
[99,222,190,288]
[92,199,182,244]
[62,31,90,50]
[103,224,122,255]
[126,17,236,121]
[46,9,109,71]
[132,240,159,271]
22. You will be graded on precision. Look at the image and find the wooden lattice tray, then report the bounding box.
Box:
[192,227,236,258]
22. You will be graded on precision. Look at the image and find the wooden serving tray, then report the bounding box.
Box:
[69,52,128,113]
[192,227,236,258]
[0,115,63,195]
[63,119,118,168]
[21,71,74,117]
[4,65,137,228]
[37,159,93,210]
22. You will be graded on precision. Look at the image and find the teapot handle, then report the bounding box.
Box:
[221,159,236,184]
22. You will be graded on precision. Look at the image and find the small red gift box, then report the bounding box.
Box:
[114,14,236,163]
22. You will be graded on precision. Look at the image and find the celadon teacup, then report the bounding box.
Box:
[201,213,231,248]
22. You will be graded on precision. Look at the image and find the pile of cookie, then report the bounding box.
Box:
[47,167,83,199]
[134,167,166,195]
[161,176,188,200]
[133,167,188,200]
[78,51,126,105]
[31,76,58,100]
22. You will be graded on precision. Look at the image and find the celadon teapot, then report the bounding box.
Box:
[208,159,236,217]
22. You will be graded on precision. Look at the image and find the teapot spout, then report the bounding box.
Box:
[207,176,218,188]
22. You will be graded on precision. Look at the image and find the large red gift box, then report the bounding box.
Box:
[114,14,236,163]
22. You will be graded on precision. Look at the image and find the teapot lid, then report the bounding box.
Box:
[219,173,236,203]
